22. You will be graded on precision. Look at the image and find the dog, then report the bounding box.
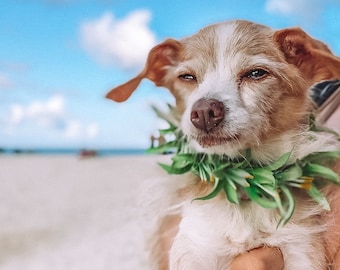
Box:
[107,20,340,270]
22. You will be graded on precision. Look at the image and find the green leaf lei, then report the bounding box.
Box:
[148,105,340,226]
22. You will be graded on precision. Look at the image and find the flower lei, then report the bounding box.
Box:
[148,105,340,226]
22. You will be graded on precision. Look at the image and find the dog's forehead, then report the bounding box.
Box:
[217,21,273,53]
[180,20,278,68]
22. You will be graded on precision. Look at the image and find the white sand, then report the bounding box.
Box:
[0,154,171,270]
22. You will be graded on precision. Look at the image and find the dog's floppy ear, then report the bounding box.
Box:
[106,39,182,102]
[274,28,340,83]
[274,28,329,63]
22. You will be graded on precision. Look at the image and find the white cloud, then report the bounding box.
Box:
[8,105,24,125]
[25,95,65,127]
[265,0,335,19]
[80,10,157,69]
[86,123,99,139]
[64,120,81,138]
[64,121,99,139]
[6,95,99,140]
[0,61,28,73]
[265,0,296,15]
[0,74,13,89]
[7,95,65,128]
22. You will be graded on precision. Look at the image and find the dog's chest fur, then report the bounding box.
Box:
[169,180,326,270]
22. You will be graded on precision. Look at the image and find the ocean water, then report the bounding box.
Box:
[0,148,147,156]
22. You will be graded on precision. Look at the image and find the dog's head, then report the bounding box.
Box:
[107,20,339,157]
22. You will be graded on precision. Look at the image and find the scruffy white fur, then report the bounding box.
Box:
[107,20,340,270]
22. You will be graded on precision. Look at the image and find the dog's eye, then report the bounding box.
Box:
[178,74,197,82]
[243,69,269,80]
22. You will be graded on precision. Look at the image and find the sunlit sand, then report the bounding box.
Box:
[0,154,170,270]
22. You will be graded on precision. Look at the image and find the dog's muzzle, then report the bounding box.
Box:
[190,99,225,132]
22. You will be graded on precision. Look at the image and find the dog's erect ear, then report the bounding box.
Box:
[106,39,182,102]
[274,28,322,64]
[274,28,340,83]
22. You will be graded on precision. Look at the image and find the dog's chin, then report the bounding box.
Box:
[188,134,244,157]
[194,136,237,148]
[190,134,240,148]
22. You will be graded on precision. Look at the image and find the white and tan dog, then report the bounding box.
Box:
[107,20,340,270]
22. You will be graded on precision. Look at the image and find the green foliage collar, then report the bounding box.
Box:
[148,105,340,226]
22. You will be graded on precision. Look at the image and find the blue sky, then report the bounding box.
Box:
[1,0,339,150]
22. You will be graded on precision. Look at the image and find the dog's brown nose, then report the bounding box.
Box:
[190,99,225,132]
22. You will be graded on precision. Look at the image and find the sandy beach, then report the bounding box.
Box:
[0,154,171,270]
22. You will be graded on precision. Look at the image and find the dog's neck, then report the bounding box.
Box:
[189,128,340,166]
[187,131,299,164]
[252,129,340,164]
